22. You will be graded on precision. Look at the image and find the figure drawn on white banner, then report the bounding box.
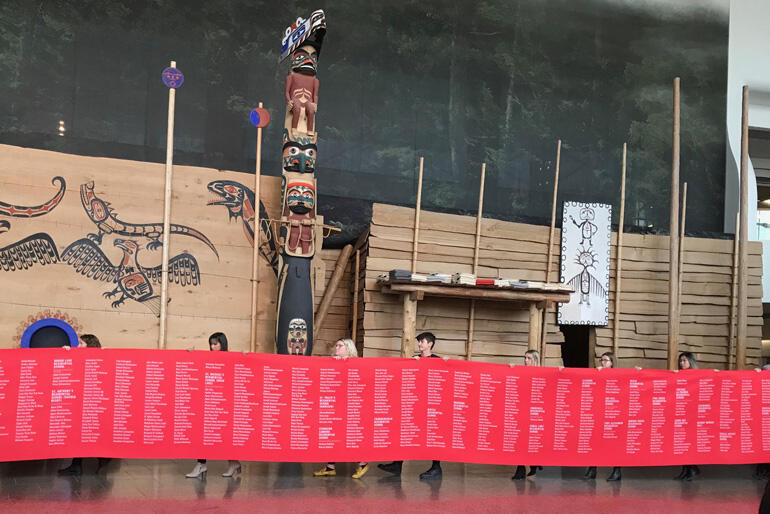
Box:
[558,202,611,325]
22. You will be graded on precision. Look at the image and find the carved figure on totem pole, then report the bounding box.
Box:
[275,10,325,356]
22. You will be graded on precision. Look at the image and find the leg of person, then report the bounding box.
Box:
[314,462,336,477]
[512,465,526,480]
[378,461,403,476]
[683,465,696,481]
[186,459,207,478]
[674,465,687,480]
[419,460,442,480]
[96,458,111,473]
[527,465,543,477]
[584,466,597,479]
[58,457,83,476]
[607,467,621,482]
[223,460,242,477]
[352,462,370,479]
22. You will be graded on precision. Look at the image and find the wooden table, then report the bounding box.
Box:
[380,281,572,357]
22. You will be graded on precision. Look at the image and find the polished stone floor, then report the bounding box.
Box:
[0,459,765,513]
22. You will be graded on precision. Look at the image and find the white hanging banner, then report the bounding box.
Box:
[558,202,611,326]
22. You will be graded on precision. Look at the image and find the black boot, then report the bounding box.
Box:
[584,466,597,479]
[512,465,526,480]
[674,466,687,480]
[683,465,696,482]
[527,465,543,477]
[377,461,403,476]
[419,461,442,480]
[691,465,700,476]
[607,467,621,482]
[58,458,82,476]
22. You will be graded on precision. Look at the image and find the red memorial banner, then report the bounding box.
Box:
[0,348,768,466]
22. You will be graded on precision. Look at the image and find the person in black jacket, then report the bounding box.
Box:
[378,332,443,480]
[674,351,700,481]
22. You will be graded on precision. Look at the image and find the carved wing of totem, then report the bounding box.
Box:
[144,253,201,287]
[61,238,120,283]
[0,233,60,272]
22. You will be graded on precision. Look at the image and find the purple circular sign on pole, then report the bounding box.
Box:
[162,67,184,89]
[249,107,271,128]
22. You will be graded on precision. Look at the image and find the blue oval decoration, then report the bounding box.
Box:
[20,318,79,348]
[161,67,184,89]
[249,107,271,128]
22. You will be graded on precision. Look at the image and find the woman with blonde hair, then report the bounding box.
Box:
[314,338,370,479]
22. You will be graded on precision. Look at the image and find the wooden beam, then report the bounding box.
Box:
[728,212,739,369]
[411,157,424,273]
[667,77,681,370]
[249,101,264,354]
[541,139,562,359]
[736,85,750,369]
[612,142,627,359]
[382,283,571,303]
[678,182,687,308]
[351,249,360,344]
[159,60,177,350]
[401,294,417,357]
[528,303,541,351]
[467,163,486,360]
[314,244,354,338]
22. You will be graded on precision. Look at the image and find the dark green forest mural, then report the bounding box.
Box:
[0,0,728,239]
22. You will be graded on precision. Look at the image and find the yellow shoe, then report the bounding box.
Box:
[314,467,336,477]
[352,464,370,479]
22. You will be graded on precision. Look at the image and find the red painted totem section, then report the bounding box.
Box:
[1,348,769,466]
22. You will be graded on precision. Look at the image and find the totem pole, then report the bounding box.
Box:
[275,10,326,355]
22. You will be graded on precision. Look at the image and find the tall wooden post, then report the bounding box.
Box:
[249,102,264,354]
[612,142,627,358]
[667,77,681,370]
[351,249,360,343]
[540,140,562,360]
[158,60,178,350]
[678,182,687,306]
[728,213,740,369]
[467,163,486,360]
[411,157,424,274]
[736,85,750,370]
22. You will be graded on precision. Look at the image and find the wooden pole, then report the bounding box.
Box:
[678,182,687,307]
[351,249,360,344]
[315,244,354,338]
[540,140,562,360]
[728,213,740,369]
[249,102,264,354]
[158,60,177,350]
[612,142,627,358]
[411,157,424,273]
[667,77,681,370]
[467,163,486,360]
[736,85,750,370]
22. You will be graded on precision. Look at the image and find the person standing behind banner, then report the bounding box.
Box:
[512,349,543,480]
[314,338,370,479]
[674,351,699,482]
[379,332,444,480]
[58,334,112,476]
[584,351,621,482]
[186,332,242,479]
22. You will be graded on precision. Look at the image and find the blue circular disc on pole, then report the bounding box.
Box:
[162,67,184,89]
[249,107,271,128]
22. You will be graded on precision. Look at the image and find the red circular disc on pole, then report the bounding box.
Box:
[249,107,271,128]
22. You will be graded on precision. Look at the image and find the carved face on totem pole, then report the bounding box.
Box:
[291,45,318,76]
[286,181,315,215]
[287,318,308,355]
[282,139,317,174]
